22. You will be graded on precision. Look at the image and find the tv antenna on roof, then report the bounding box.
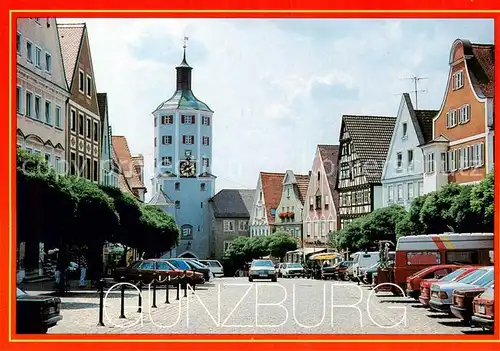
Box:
[400,75,428,109]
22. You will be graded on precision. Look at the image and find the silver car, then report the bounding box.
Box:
[249,259,277,282]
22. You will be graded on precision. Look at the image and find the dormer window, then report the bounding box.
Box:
[402,122,407,138]
[317,171,320,181]
[452,70,464,90]
[270,208,276,216]
[287,187,290,198]
[315,195,322,210]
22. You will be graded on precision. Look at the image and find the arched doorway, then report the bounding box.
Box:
[178,251,197,259]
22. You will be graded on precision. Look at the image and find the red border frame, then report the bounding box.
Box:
[1,1,499,350]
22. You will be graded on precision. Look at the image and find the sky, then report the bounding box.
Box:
[59,18,493,201]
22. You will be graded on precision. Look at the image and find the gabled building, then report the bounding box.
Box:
[274,171,309,243]
[302,145,340,247]
[249,172,285,237]
[208,189,255,260]
[58,23,101,182]
[381,94,437,208]
[112,136,147,202]
[420,39,494,194]
[97,92,118,187]
[336,115,396,229]
[16,18,70,172]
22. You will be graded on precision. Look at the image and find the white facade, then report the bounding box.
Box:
[381,94,432,208]
[16,18,70,172]
[249,177,271,237]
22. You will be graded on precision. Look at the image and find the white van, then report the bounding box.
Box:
[198,259,224,277]
[352,251,380,281]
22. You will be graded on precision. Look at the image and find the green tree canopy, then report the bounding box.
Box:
[267,231,298,260]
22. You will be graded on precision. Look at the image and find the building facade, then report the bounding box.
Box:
[97,92,118,187]
[302,145,340,247]
[112,136,147,201]
[249,172,284,237]
[420,39,494,194]
[58,23,101,182]
[274,171,309,244]
[336,115,396,229]
[16,18,70,172]
[150,45,215,259]
[381,93,437,208]
[208,189,255,260]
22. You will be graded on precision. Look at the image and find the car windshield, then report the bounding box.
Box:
[253,260,273,267]
[203,261,222,267]
[473,270,494,287]
[16,288,26,296]
[457,269,487,284]
[480,286,494,298]
[288,263,302,268]
[188,260,207,269]
[439,268,466,282]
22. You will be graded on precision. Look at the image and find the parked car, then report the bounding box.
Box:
[112,259,203,285]
[352,251,381,282]
[419,267,478,307]
[363,262,389,285]
[248,259,277,282]
[279,263,306,278]
[450,281,493,324]
[16,287,63,334]
[429,266,494,313]
[471,286,494,331]
[164,259,206,284]
[406,264,468,300]
[180,259,213,282]
[198,259,224,277]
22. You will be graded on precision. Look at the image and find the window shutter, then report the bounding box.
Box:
[182,135,186,144]
[181,115,185,124]
[479,143,484,167]
[161,116,165,124]
[207,137,210,145]
[207,117,211,126]
[192,115,196,124]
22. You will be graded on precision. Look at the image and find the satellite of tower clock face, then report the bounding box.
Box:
[179,158,196,177]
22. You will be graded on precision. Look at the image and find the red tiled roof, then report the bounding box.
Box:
[295,174,310,205]
[57,23,85,88]
[260,172,285,225]
[470,43,494,98]
[112,136,146,197]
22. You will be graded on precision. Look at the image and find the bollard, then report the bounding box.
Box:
[152,272,158,308]
[176,275,180,300]
[97,278,105,326]
[183,270,188,298]
[192,268,196,294]
[165,275,170,304]
[137,274,142,313]
[119,276,126,319]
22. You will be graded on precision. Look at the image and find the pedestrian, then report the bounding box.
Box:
[78,247,88,288]
[55,249,69,289]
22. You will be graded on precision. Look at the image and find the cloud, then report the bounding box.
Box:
[58,18,494,200]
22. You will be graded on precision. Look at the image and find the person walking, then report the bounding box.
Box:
[78,248,88,288]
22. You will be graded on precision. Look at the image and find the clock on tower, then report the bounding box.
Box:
[179,158,196,177]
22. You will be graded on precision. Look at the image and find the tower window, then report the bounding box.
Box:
[202,136,210,146]
[175,201,180,209]
[162,156,172,166]
[175,182,180,190]
[202,116,211,125]
[200,183,206,191]
[162,115,173,124]
[162,135,172,144]
[202,157,210,167]
[181,115,196,124]
[183,135,194,145]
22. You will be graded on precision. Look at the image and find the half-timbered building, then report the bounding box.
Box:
[336,115,396,229]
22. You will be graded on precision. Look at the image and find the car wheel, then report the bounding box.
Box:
[248,277,253,282]
[271,277,277,282]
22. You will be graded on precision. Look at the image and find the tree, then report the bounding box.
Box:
[470,172,494,232]
[138,205,179,258]
[359,205,407,246]
[267,231,298,260]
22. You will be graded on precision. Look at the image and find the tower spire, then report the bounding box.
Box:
[176,36,192,91]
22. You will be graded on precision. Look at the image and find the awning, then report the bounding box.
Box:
[310,252,343,260]
[286,248,327,256]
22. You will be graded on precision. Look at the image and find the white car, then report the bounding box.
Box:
[278,263,306,278]
[248,260,277,282]
[198,259,224,277]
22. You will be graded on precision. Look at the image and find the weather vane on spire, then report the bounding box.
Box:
[183,36,189,49]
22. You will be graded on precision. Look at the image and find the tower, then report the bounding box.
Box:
[151,39,215,259]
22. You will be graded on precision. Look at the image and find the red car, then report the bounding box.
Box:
[419,267,477,307]
[471,286,494,331]
[451,283,492,324]
[406,264,468,300]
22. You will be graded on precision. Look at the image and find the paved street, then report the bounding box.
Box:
[33,277,488,335]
